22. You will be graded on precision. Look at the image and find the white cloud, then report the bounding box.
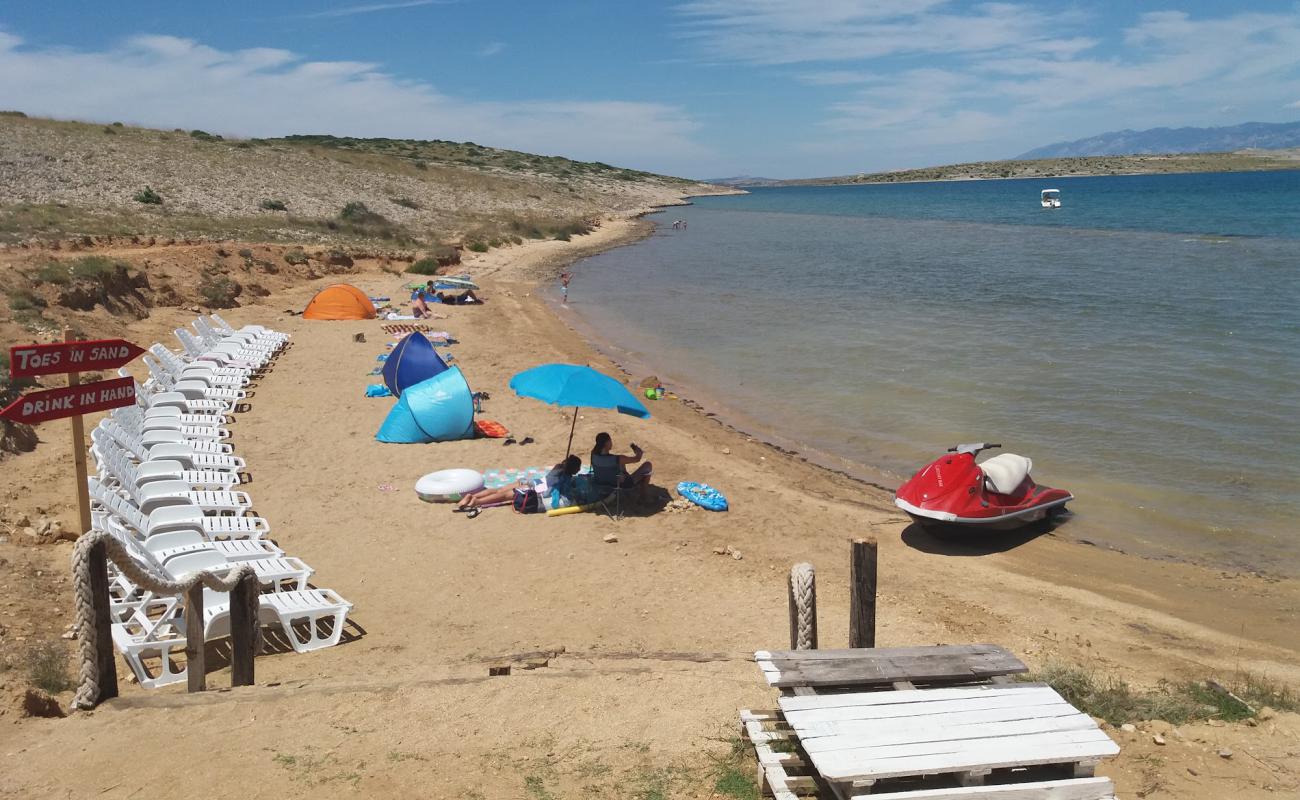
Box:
[0,31,708,173]
[478,41,506,57]
[677,2,1300,168]
[675,0,1092,64]
[301,1,447,20]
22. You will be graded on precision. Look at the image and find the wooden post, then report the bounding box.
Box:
[87,539,118,703]
[229,572,258,687]
[787,563,817,650]
[849,538,878,649]
[184,584,206,693]
[64,329,92,536]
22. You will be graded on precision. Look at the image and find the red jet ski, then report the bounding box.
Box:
[894,443,1073,531]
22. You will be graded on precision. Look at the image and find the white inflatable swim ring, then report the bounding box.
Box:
[415,468,484,503]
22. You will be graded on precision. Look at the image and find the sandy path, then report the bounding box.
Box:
[1,229,1297,798]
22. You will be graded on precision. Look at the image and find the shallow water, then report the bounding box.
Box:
[565,171,1300,575]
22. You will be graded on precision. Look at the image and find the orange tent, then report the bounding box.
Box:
[303,283,376,320]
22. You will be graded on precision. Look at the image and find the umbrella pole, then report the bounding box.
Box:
[564,408,578,459]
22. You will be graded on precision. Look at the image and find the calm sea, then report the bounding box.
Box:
[565,171,1300,574]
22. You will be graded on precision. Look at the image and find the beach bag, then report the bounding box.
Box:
[513,488,542,514]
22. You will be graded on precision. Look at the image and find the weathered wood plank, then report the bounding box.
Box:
[797,706,1093,741]
[816,735,1117,782]
[848,777,1117,800]
[759,643,1014,660]
[783,693,1069,725]
[780,684,1054,713]
[798,713,1100,753]
[756,644,1027,688]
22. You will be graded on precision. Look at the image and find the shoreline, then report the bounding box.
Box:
[466,211,1300,659]
[534,217,1289,580]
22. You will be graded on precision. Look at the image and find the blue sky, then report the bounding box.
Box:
[2,1,1299,178]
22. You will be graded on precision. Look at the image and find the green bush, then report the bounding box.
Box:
[198,273,240,308]
[259,199,288,211]
[189,129,223,142]
[467,241,489,253]
[408,257,440,275]
[237,248,253,258]
[1034,663,1298,726]
[283,248,309,265]
[26,641,75,694]
[338,201,389,226]
[7,289,46,310]
[134,186,163,205]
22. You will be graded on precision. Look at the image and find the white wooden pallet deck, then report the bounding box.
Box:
[777,684,1119,792]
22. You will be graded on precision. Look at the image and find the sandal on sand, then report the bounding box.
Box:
[503,437,517,446]
[520,436,535,446]
[466,508,482,519]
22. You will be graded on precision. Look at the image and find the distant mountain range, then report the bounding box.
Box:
[1018,121,1300,159]
[701,175,783,187]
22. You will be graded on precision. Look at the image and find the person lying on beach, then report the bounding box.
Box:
[591,432,653,502]
[412,290,432,318]
[454,455,582,515]
[436,290,482,305]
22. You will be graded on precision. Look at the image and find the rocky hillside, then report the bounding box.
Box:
[777,150,1300,186]
[0,114,730,247]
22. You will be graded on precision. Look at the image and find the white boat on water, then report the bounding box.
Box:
[1041,188,1061,209]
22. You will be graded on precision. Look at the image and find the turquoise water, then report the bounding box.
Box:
[566,171,1300,574]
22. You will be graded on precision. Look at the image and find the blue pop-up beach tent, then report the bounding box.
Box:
[376,366,475,443]
[382,332,448,397]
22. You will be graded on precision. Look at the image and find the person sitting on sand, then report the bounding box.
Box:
[412,290,432,318]
[455,455,581,516]
[591,432,653,502]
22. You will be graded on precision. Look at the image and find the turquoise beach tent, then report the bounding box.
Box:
[376,366,475,443]
[382,332,448,397]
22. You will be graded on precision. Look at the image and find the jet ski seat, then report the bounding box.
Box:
[979,453,1032,495]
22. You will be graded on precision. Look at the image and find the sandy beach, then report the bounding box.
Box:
[1,218,1298,798]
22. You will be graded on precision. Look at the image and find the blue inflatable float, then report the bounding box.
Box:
[376,366,475,443]
[677,481,728,511]
[382,332,448,398]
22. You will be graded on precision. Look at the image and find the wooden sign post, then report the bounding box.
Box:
[3,333,144,533]
[3,332,145,704]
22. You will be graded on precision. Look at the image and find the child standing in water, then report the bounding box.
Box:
[560,271,572,303]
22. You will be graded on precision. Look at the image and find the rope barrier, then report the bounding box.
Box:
[70,530,257,710]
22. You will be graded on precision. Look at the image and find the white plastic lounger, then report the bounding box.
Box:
[149,343,254,380]
[194,318,279,353]
[92,433,240,491]
[130,480,254,516]
[175,328,271,369]
[112,584,352,688]
[113,407,229,441]
[144,353,248,390]
[209,314,289,346]
[89,478,270,538]
[139,429,234,455]
[98,419,244,472]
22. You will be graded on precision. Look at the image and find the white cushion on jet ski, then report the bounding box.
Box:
[980,453,1032,495]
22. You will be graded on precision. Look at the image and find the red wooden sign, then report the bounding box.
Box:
[8,339,145,378]
[0,376,135,425]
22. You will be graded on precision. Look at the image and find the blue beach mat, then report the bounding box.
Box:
[677,481,728,511]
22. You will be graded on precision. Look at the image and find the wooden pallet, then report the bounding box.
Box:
[779,685,1118,798]
[756,644,1027,692]
[740,709,820,800]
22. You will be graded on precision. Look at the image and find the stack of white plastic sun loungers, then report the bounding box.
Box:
[87,314,353,688]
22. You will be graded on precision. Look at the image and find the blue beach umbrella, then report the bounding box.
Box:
[509,363,650,457]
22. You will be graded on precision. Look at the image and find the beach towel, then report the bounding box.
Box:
[365,384,393,398]
[474,420,509,439]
